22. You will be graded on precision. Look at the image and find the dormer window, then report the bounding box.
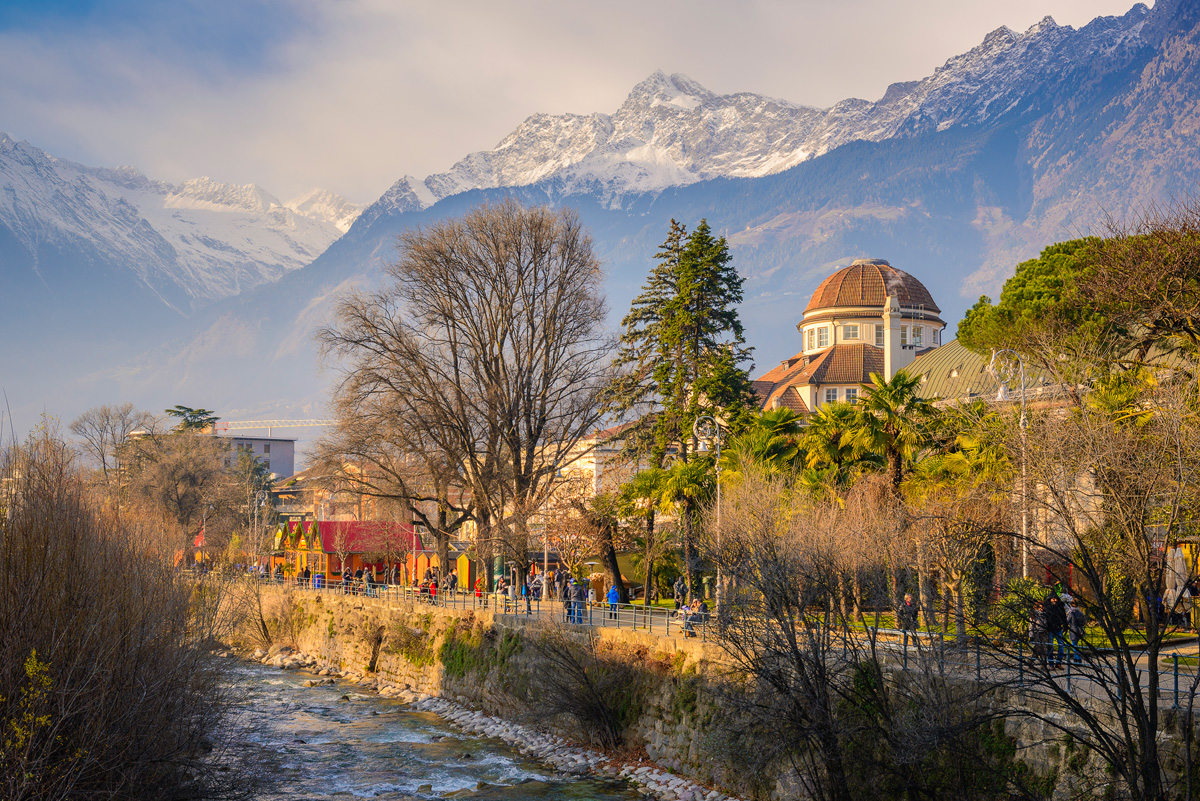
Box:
[806,329,815,350]
[817,327,829,348]
[900,325,909,346]
[843,324,859,341]
[912,326,923,346]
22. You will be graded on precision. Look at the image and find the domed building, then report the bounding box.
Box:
[753,259,946,413]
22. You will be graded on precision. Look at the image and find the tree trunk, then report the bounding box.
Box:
[952,580,967,641]
[917,547,936,631]
[435,504,451,579]
[644,512,656,605]
[598,523,628,604]
[682,501,699,602]
[851,569,863,622]
[838,572,850,621]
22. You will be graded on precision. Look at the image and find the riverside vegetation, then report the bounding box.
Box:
[239,584,1108,801]
[0,428,249,801]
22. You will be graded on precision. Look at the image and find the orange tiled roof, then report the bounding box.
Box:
[798,344,885,385]
[804,259,940,315]
[752,344,884,413]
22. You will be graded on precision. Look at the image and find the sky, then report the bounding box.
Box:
[0,0,1144,204]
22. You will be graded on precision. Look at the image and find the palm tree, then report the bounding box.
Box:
[803,402,882,488]
[658,459,713,602]
[843,371,937,493]
[720,407,805,482]
[618,468,668,605]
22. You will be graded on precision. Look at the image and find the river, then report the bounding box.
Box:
[228,660,644,800]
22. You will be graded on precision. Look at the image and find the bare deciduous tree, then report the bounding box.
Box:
[124,431,241,560]
[320,199,614,586]
[312,421,471,576]
[69,402,156,491]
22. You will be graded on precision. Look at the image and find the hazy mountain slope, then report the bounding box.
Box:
[6,0,1200,448]
[0,135,362,314]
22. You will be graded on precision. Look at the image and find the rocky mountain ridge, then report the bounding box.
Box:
[367,3,1151,220]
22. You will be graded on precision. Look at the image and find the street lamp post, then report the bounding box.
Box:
[988,349,1029,579]
[254,490,268,571]
[692,415,723,613]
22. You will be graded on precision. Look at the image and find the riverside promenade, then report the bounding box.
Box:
[261,576,1200,710]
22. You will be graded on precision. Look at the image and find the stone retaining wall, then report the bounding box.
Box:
[244,585,1200,800]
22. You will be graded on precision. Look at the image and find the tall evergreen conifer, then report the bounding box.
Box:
[609,218,756,598]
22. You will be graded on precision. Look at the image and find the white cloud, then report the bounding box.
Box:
[0,0,1143,202]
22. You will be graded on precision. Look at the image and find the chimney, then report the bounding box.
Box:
[882,295,901,379]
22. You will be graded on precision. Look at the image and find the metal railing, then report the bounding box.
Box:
[259,576,1200,706]
[264,575,716,640]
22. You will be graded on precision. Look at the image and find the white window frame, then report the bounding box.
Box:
[817,327,830,348]
[843,324,859,341]
[845,387,858,403]
[912,325,923,346]
[875,325,884,348]
[934,329,940,345]
[825,387,838,404]
[806,329,815,350]
[900,325,909,346]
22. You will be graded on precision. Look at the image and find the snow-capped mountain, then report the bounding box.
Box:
[0,133,362,310]
[284,188,365,234]
[368,3,1151,218]
[7,0,1200,449]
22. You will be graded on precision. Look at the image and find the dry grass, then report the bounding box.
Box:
[0,429,246,800]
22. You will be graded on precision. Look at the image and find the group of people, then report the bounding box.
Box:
[678,598,710,637]
[415,567,459,604]
[898,589,1088,669]
[1031,590,1086,668]
[562,577,593,623]
[341,567,382,596]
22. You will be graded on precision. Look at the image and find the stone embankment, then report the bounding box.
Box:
[242,640,740,801]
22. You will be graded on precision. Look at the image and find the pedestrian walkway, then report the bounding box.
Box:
[262,577,1200,708]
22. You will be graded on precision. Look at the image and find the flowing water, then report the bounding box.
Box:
[228,661,643,800]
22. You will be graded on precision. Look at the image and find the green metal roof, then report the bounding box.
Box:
[909,340,998,400]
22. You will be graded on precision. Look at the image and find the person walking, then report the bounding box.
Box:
[1063,593,1085,664]
[898,593,920,631]
[1044,593,1068,667]
[607,583,620,621]
[673,576,686,610]
[563,579,575,623]
[573,579,588,624]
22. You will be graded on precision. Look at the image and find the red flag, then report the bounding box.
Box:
[194,528,206,548]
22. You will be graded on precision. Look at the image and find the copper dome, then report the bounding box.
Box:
[803,259,940,315]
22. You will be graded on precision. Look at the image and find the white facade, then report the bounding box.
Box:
[223,435,296,479]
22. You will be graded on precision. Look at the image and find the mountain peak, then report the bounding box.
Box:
[981,25,1018,48]
[625,71,713,111]
[284,188,364,233]
[167,177,281,214]
[1023,15,1061,37]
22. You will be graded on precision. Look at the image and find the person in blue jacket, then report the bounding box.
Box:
[607,584,620,620]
